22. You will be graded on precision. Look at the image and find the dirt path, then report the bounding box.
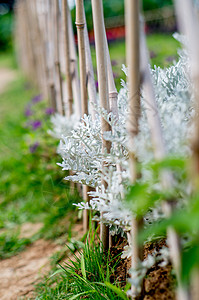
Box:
[0,221,83,300]
[0,68,61,299]
[0,68,17,94]
[0,67,84,299]
[0,239,61,300]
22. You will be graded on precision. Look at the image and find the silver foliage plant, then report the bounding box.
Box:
[52,35,193,237]
[48,113,79,139]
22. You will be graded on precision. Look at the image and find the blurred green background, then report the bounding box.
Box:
[0,0,174,52]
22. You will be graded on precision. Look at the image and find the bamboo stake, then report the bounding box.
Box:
[174,1,199,300]
[38,0,53,104]
[102,18,123,234]
[102,25,119,118]
[47,0,57,111]
[67,3,82,199]
[83,11,97,120]
[19,2,31,80]
[75,0,89,233]
[54,0,64,115]
[22,2,33,80]
[62,0,73,117]
[76,0,88,116]
[25,0,41,89]
[125,0,143,298]
[91,0,111,250]
[140,22,189,300]
[62,0,76,194]
[32,0,48,99]
[68,5,81,118]
[40,0,52,105]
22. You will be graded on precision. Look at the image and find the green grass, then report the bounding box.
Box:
[0,51,17,69]
[146,33,181,67]
[0,232,31,259]
[35,233,129,300]
[0,52,80,259]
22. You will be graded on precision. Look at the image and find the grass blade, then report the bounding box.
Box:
[81,253,86,279]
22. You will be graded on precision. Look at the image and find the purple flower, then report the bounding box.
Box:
[111,60,117,66]
[32,94,43,104]
[25,107,33,117]
[29,142,39,153]
[31,120,42,130]
[45,107,54,115]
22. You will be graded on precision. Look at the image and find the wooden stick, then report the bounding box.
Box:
[174,1,199,300]
[40,0,52,105]
[76,0,89,233]
[62,0,73,117]
[125,0,143,298]
[76,0,88,116]
[102,24,118,118]
[54,0,64,115]
[140,21,189,300]
[91,0,111,251]
[68,4,81,118]
[47,0,58,111]
[83,10,97,120]
[32,0,48,99]
[25,0,41,89]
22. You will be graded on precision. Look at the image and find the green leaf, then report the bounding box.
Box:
[47,269,63,281]
[125,182,161,216]
[104,282,128,300]
[182,243,199,284]
[150,156,186,173]
[69,290,96,300]
[81,253,86,280]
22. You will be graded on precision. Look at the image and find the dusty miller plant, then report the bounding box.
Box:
[50,35,193,245]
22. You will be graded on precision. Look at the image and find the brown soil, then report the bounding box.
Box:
[19,222,43,239]
[110,238,131,286]
[110,238,175,300]
[143,264,175,300]
[0,221,84,300]
[0,239,61,300]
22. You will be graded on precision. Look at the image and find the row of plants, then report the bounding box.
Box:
[48,35,194,298]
